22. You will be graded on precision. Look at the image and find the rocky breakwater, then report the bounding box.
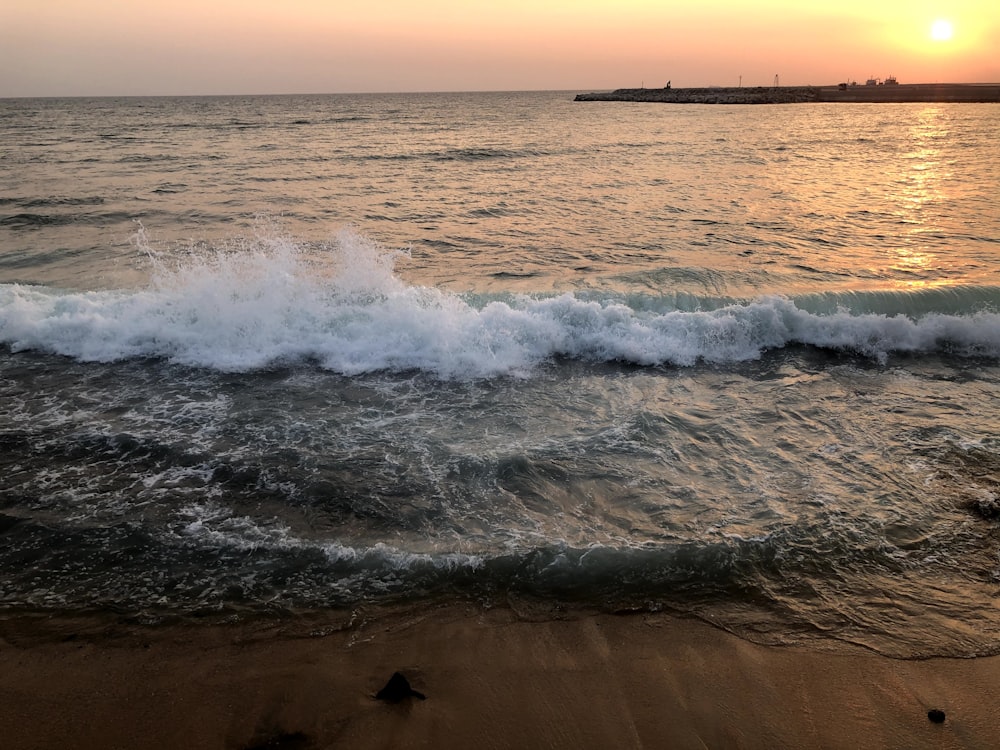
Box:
[575,86,821,104]
[814,83,1000,102]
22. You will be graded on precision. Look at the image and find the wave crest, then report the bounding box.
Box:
[2,229,998,376]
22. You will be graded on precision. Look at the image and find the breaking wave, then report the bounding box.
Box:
[1,229,998,377]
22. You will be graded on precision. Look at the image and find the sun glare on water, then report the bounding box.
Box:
[930,18,954,41]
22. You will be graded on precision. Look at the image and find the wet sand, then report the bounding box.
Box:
[2,605,998,749]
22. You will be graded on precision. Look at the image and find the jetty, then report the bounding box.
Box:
[574,83,1000,104]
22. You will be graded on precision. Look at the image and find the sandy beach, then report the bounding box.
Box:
[2,605,998,750]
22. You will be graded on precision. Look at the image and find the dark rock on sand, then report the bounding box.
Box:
[927,709,946,723]
[242,730,312,749]
[376,672,427,703]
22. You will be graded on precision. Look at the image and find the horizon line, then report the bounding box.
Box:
[3,82,1000,100]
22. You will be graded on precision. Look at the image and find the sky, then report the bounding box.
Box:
[2,1,999,97]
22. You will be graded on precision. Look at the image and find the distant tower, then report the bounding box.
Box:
[774,74,779,88]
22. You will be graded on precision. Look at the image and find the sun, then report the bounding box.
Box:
[930,18,954,42]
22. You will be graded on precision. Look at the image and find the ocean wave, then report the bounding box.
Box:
[360,146,550,163]
[790,286,1000,318]
[1,196,106,208]
[1,229,998,376]
[0,213,77,228]
[0,209,133,229]
[5,501,995,655]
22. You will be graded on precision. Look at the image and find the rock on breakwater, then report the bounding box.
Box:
[574,87,819,104]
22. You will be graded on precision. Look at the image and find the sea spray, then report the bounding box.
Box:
[2,227,1000,376]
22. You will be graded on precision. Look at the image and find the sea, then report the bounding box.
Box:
[1,91,999,658]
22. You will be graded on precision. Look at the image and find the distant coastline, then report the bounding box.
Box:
[574,83,1000,104]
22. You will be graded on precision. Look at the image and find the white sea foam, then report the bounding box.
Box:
[176,499,485,573]
[2,229,998,376]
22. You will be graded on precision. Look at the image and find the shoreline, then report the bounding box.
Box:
[575,83,1000,104]
[3,605,999,749]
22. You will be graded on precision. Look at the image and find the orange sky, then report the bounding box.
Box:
[1,1,998,96]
